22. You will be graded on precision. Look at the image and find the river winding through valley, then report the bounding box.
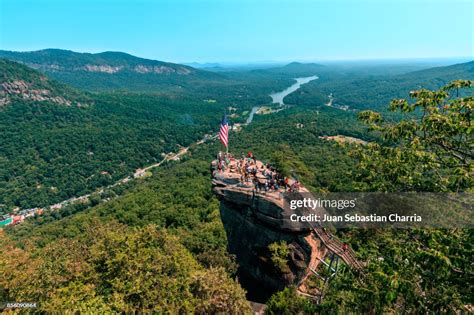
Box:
[245,75,318,124]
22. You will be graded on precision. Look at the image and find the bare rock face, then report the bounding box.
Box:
[219,199,323,301]
[25,62,193,75]
[133,65,191,74]
[212,170,325,302]
[1,80,76,106]
[82,64,124,73]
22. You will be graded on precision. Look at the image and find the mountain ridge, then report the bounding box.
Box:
[0,49,200,75]
[399,60,474,79]
[0,49,225,92]
[0,58,91,107]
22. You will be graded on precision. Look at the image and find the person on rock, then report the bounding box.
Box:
[278,176,285,189]
[293,180,300,191]
[253,168,258,177]
[270,179,278,190]
[266,171,273,180]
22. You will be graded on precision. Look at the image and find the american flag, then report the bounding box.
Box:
[219,114,229,148]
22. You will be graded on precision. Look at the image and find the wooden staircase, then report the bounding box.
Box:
[311,225,364,272]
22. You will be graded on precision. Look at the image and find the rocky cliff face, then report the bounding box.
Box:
[212,172,326,302]
[0,59,92,107]
[24,63,194,75]
[1,80,73,106]
[0,49,196,75]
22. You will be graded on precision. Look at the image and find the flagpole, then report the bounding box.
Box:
[226,124,229,155]
[225,109,229,155]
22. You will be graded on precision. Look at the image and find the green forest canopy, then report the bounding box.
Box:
[1,56,473,313]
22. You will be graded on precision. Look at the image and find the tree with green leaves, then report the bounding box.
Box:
[0,221,251,313]
[265,287,318,315]
[266,80,473,314]
[353,80,473,192]
[268,241,291,274]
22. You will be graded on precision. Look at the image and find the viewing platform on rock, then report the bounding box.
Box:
[211,152,364,273]
[212,153,315,233]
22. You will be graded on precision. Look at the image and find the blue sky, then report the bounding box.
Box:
[0,0,472,63]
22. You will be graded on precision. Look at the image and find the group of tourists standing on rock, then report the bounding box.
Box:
[213,151,301,193]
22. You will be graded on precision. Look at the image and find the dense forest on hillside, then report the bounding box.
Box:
[0,57,352,211]
[266,81,473,313]
[1,111,365,311]
[0,92,226,210]
[1,53,472,313]
[3,82,472,313]
[6,106,369,234]
[0,50,296,111]
[0,59,91,106]
[5,50,472,115]
[0,60,231,210]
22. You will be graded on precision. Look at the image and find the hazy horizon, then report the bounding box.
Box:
[1,0,472,63]
[0,47,472,68]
